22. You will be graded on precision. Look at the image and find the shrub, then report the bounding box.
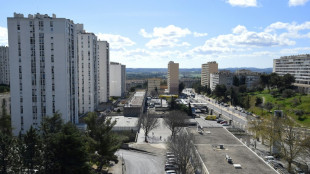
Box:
[282,89,295,98]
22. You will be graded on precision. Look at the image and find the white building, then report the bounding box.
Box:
[210,71,233,91]
[110,62,126,97]
[273,54,310,93]
[201,61,218,87]
[0,46,10,85]
[8,13,78,135]
[77,25,98,114]
[97,41,110,103]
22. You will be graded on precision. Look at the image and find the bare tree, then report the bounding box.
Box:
[164,110,187,139]
[167,130,200,174]
[247,118,263,149]
[139,113,159,142]
[277,119,304,173]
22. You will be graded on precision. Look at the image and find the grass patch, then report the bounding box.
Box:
[247,91,310,127]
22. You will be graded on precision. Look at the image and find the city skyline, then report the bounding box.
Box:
[1,0,310,68]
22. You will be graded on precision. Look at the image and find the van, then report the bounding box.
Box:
[205,115,217,120]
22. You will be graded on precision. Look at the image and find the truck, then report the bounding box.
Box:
[205,115,217,120]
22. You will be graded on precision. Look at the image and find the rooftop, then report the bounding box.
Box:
[187,127,277,174]
[107,116,139,128]
[126,91,146,107]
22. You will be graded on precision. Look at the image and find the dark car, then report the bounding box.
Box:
[217,119,223,123]
[165,164,178,171]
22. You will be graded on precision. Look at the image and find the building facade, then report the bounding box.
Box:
[97,41,110,103]
[210,71,233,91]
[201,61,218,87]
[147,78,161,96]
[273,54,310,93]
[168,61,179,95]
[77,26,98,114]
[0,46,9,85]
[8,13,78,135]
[110,62,126,97]
[235,69,261,89]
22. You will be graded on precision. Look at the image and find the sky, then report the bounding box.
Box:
[0,0,310,68]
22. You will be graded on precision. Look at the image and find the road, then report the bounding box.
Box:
[117,149,165,174]
[193,94,248,129]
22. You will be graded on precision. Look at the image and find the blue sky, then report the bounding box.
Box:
[1,0,310,68]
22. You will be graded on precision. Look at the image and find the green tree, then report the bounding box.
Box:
[84,112,121,172]
[188,103,192,117]
[51,123,90,174]
[264,102,273,112]
[255,97,262,106]
[0,132,15,173]
[0,99,11,136]
[21,126,41,173]
[40,112,64,174]
[239,76,246,85]
[233,76,239,86]
[282,73,295,89]
[179,82,185,94]
[260,74,271,92]
[170,97,177,110]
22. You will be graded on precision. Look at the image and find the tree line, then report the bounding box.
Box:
[0,112,123,174]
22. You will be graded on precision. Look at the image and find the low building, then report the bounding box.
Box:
[107,116,139,131]
[235,69,261,89]
[123,90,146,117]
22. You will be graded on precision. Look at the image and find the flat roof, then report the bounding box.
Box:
[187,127,277,174]
[107,116,139,128]
[127,91,145,107]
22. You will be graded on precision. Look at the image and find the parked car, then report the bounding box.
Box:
[165,170,177,174]
[220,121,227,124]
[165,164,178,171]
[222,123,230,126]
[217,119,223,123]
[264,156,275,162]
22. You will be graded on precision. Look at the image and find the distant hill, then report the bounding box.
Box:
[126,67,272,74]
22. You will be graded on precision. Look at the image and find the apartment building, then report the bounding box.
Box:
[273,54,310,93]
[77,25,98,114]
[97,41,110,103]
[235,69,261,88]
[147,78,161,96]
[8,13,78,135]
[168,61,179,95]
[201,61,218,87]
[110,62,126,97]
[210,71,233,91]
[0,46,9,85]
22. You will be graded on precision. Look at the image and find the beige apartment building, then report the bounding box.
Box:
[273,54,310,93]
[201,61,218,87]
[168,61,179,95]
[147,78,161,96]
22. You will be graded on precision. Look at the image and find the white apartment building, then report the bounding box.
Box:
[110,62,126,97]
[147,78,161,96]
[201,61,218,87]
[0,46,10,85]
[97,41,110,103]
[273,54,310,93]
[77,25,98,114]
[210,71,233,91]
[168,61,179,95]
[8,13,78,135]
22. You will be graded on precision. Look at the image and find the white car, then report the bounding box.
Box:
[165,170,177,174]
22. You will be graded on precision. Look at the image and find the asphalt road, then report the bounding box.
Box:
[117,149,165,174]
[193,94,248,129]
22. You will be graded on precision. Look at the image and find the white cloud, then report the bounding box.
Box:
[265,21,310,40]
[289,0,309,6]
[232,25,247,34]
[0,26,8,46]
[227,0,257,7]
[96,33,135,49]
[140,25,191,48]
[193,32,208,37]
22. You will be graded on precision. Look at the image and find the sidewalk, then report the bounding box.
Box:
[108,155,124,174]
